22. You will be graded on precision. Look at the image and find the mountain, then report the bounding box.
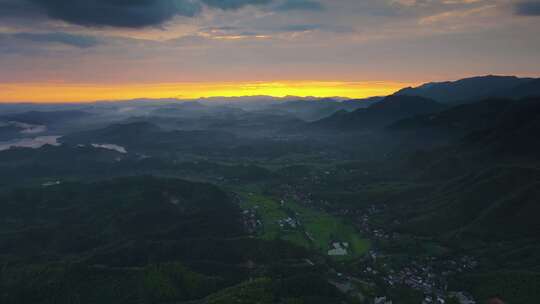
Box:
[394,75,534,103]
[389,97,540,158]
[392,165,540,239]
[312,95,446,131]
[0,123,23,141]
[462,97,540,158]
[1,110,91,125]
[387,97,518,148]
[60,122,237,154]
[62,121,162,144]
[59,121,320,159]
[0,177,244,247]
[391,98,540,240]
[149,102,247,119]
[151,101,208,115]
[263,98,377,121]
[390,98,514,132]
[498,78,540,99]
[202,111,305,134]
[341,96,384,107]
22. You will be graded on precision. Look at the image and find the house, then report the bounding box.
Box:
[42,180,61,187]
[328,242,348,256]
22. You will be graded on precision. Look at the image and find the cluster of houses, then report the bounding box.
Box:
[272,185,481,304]
[392,263,445,294]
[371,255,478,304]
[357,214,393,244]
[351,205,480,304]
[422,295,447,304]
[277,216,299,229]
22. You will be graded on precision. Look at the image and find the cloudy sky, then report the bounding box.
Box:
[0,0,539,102]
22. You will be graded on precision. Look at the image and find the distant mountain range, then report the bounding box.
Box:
[394,75,540,104]
[264,98,379,121]
[60,121,237,153]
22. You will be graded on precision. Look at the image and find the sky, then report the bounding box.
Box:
[0,0,539,102]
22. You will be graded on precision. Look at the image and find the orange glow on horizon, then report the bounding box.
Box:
[0,81,418,103]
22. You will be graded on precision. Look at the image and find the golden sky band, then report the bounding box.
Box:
[0,81,417,103]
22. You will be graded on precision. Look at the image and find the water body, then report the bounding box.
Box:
[91,143,128,154]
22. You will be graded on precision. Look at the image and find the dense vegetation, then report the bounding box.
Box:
[0,177,341,303]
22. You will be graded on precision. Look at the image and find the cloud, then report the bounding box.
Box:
[0,31,100,56]
[0,0,36,17]
[12,32,100,48]
[28,0,202,28]
[0,0,278,28]
[193,22,353,41]
[515,1,540,16]
[274,0,324,11]
[279,24,353,33]
[201,0,273,10]
[280,24,322,32]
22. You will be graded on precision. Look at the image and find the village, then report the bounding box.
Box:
[335,203,479,304]
[243,183,481,304]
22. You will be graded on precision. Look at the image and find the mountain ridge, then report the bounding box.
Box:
[394,75,538,104]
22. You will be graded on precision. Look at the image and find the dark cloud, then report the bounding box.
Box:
[0,0,35,17]
[0,0,277,28]
[515,1,540,16]
[0,31,99,55]
[201,0,273,10]
[12,32,100,48]
[275,0,323,11]
[28,0,202,28]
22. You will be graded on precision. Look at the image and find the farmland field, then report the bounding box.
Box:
[238,192,370,259]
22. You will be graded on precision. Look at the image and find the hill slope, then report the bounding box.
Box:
[312,95,445,131]
[0,177,322,304]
